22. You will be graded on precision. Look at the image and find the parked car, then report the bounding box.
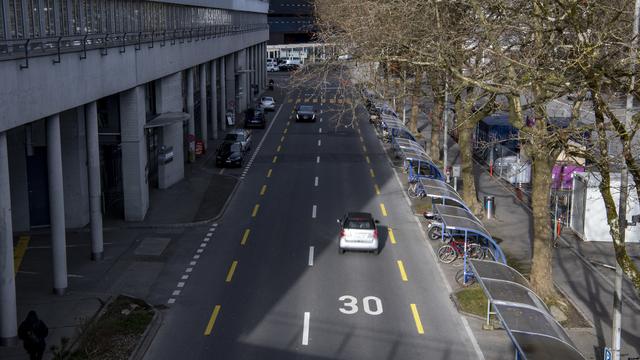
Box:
[295,104,317,122]
[224,129,252,152]
[215,141,245,167]
[267,64,279,72]
[260,96,276,111]
[245,108,266,129]
[337,212,380,254]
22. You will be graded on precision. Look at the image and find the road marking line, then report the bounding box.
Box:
[362,145,367,152]
[267,169,272,178]
[177,281,185,288]
[168,298,176,304]
[389,228,396,244]
[302,312,310,345]
[186,267,193,273]
[316,156,320,163]
[225,260,238,282]
[197,248,204,253]
[360,136,364,142]
[410,304,425,334]
[207,232,213,237]
[14,235,29,273]
[312,205,317,218]
[380,203,388,216]
[319,128,322,133]
[374,184,381,195]
[252,204,260,217]
[365,156,370,164]
[283,128,288,134]
[357,128,361,134]
[320,118,323,123]
[313,98,318,103]
[219,168,225,174]
[203,237,210,242]
[260,184,267,196]
[204,305,221,336]
[296,98,301,103]
[190,261,197,266]
[272,155,278,163]
[317,139,321,146]
[277,145,281,152]
[200,243,207,248]
[370,169,375,178]
[308,246,314,266]
[314,176,318,187]
[181,275,189,280]
[241,229,250,245]
[397,260,408,281]
[172,290,181,296]
[280,136,285,142]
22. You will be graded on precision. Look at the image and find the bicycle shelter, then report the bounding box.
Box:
[433,204,506,284]
[380,114,416,141]
[469,260,586,360]
[418,177,471,212]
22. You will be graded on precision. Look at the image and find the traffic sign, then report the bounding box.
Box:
[604,347,612,360]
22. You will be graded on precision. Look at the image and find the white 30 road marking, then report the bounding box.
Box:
[314,176,319,187]
[302,312,310,345]
[308,246,314,266]
[312,205,317,218]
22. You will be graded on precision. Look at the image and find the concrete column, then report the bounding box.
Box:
[220,58,227,131]
[199,64,208,149]
[187,68,195,162]
[0,131,18,346]
[210,59,218,139]
[156,72,183,113]
[119,86,149,222]
[47,114,68,295]
[85,102,103,260]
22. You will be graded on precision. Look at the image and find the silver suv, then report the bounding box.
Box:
[337,212,380,254]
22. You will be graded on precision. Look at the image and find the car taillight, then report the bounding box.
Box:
[340,229,345,238]
[373,230,378,239]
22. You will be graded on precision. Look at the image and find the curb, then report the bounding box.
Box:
[129,306,163,360]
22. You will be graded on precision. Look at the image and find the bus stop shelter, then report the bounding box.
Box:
[469,259,586,360]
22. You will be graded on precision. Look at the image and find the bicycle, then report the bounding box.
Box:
[437,237,485,264]
[407,181,426,199]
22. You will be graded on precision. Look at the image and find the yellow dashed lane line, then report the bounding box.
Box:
[397,260,408,281]
[241,229,250,245]
[204,305,221,336]
[388,228,396,244]
[380,203,388,216]
[410,304,425,334]
[225,260,238,282]
[252,204,260,217]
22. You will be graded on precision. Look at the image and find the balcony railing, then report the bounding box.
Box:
[1,23,269,69]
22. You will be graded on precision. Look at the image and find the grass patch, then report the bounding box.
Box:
[454,284,488,317]
[67,295,154,360]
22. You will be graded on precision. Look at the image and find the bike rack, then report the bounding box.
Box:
[79,34,88,59]
[135,32,142,51]
[120,32,127,53]
[100,34,110,56]
[160,31,166,47]
[148,31,154,49]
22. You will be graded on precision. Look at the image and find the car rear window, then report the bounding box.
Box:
[345,219,374,229]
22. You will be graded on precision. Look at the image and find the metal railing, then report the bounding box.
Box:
[0,23,268,68]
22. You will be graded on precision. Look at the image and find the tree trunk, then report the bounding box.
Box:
[457,113,482,214]
[409,71,422,134]
[529,156,557,301]
[430,87,443,163]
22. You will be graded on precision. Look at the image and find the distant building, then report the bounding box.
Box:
[268,0,315,45]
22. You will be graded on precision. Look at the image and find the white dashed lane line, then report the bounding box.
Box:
[317,139,321,146]
[314,176,318,187]
[316,156,320,163]
[302,312,311,345]
[312,205,317,218]
[167,223,218,305]
[308,246,314,266]
[239,104,284,180]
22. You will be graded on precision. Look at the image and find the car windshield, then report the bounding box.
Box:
[220,143,241,152]
[299,105,314,112]
[345,219,374,229]
[262,97,273,102]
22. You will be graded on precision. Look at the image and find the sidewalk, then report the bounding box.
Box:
[2,135,239,359]
[415,115,640,358]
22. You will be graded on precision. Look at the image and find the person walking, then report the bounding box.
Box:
[18,311,48,360]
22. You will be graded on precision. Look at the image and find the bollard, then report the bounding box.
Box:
[484,195,495,219]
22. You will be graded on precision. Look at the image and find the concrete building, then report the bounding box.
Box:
[268,0,315,45]
[0,0,268,346]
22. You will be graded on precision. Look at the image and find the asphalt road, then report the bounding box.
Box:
[144,73,482,360]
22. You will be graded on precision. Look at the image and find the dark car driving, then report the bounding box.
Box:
[216,141,245,167]
[295,104,317,122]
[245,108,266,129]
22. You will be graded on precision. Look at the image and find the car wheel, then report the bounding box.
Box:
[375,248,380,255]
[339,248,345,254]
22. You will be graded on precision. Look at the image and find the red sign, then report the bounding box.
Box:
[195,140,204,155]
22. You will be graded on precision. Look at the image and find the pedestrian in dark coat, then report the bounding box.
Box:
[18,311,48,360]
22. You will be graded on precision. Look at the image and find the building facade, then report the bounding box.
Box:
[0,0,268,345]
[267,0,314,45]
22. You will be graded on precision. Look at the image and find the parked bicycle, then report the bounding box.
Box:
[437,237,486,264]
[407,181,426,199]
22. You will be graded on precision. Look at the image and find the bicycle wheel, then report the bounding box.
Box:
[455,269,476,287]
[437,244,457,264]
[467,243,485,259]
[407,184,419,199]
[428,225,442,240]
